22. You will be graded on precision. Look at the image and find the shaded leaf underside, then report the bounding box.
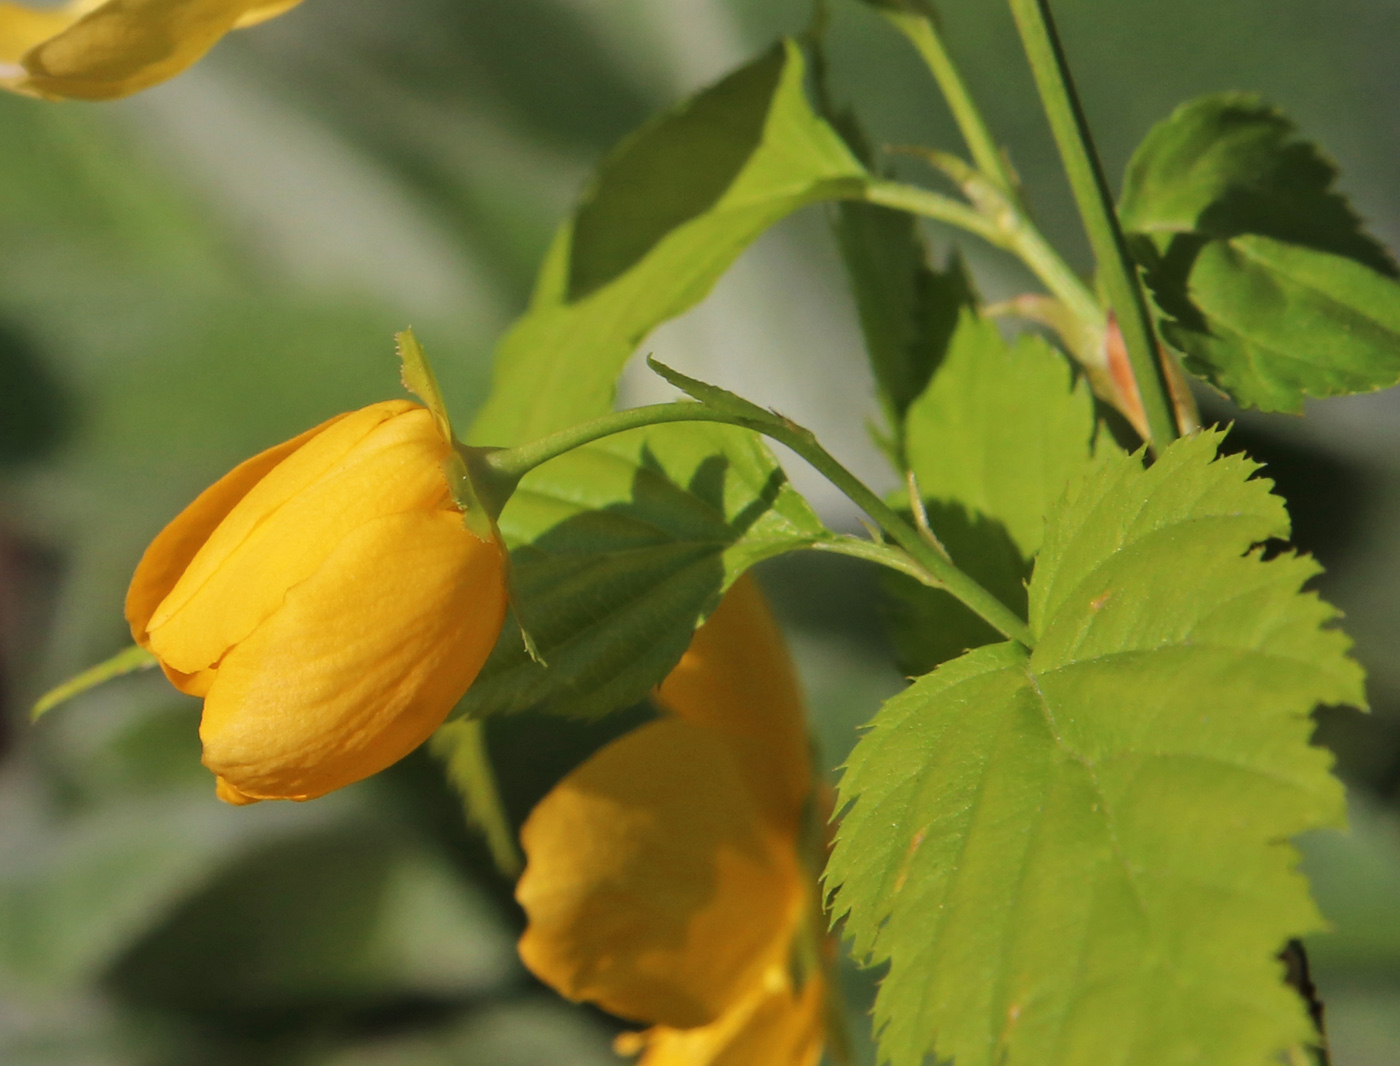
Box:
[458,423,824,720]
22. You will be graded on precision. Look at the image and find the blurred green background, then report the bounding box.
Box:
[2,1,1398,1063]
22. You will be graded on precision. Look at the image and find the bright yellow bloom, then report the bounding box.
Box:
[0,0,303,101]
[126,399,508,806]
[516,576,830,1066]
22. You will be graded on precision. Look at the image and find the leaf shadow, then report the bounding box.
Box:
[464,445,788,721]
[881,501,1030,677]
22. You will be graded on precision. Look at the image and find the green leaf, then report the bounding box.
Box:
[833,200,976,448]
[882,311,1111,674]
[566,50,785,302]
[905,311,1105,559]
[430,719,523,879]
[1120,93,1395,274]
[1159,235,1400,413]
[1120,93,1400,412]
[645,355,776,425]
[458,422,826,720]
[828,430,1365,1066]
[465,38,866,448]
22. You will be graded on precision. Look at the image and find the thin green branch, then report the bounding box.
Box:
[1007,0,1178,450]
[862,175,1106,368]
[860,179,1003,244]
[756,416,1028,647]
[813,534,943,587]
[907,151,1105,359]
[475,402,736,489]
[879,8,1018,195]
[480,396,1034,648]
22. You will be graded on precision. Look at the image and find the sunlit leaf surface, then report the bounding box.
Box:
[829,430,1365,1066]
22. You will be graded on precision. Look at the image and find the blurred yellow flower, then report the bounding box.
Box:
[0,0,303,100]
[126,399,509,806]
[516,575,831,1066]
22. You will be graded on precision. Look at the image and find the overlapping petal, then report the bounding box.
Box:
[0,0,304,100]
[202,507,506,804]
[143,402,446,675]
[128,399,509,804]
[616,964,827,1066]
[653,575,812,835]
[517,718,803,1028]
[516,575,830,1065]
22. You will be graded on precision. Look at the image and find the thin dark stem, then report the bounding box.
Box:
[1007,0,1179,451]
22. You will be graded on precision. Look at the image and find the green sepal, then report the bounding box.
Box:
[396,328,504,540]
[429,718,523,879]
[396,327,455,445]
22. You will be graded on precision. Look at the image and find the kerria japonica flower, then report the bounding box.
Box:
[126,399,508,806]
[0,0,304,100]
[515,575,834,1066]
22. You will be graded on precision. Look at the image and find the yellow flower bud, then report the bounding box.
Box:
[126,400,508,806]
[0,0,304,101]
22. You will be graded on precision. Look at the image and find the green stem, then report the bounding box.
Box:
[1007,0,1178,450]
[479,402,1034,647]
[882,9,1018,195]
[812,535,941,587]
[759,419,1031,646]
[477,402,737,488]
[863,177,1105,365]
[860,180,1003,244]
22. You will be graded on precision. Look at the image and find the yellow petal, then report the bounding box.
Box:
[145,401,443,675]
[621,964,827,1066]
[125,413,341,643]
[199,507,507,802]
[516,719,803,1030]
[232,0,298,28]
[0,5,72,64]
[655,575,812,833]
[0,0,305,101]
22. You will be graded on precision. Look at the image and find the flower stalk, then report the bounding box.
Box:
[477,372,1035,649]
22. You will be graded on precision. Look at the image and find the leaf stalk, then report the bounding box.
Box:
[880,8,1019,197]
